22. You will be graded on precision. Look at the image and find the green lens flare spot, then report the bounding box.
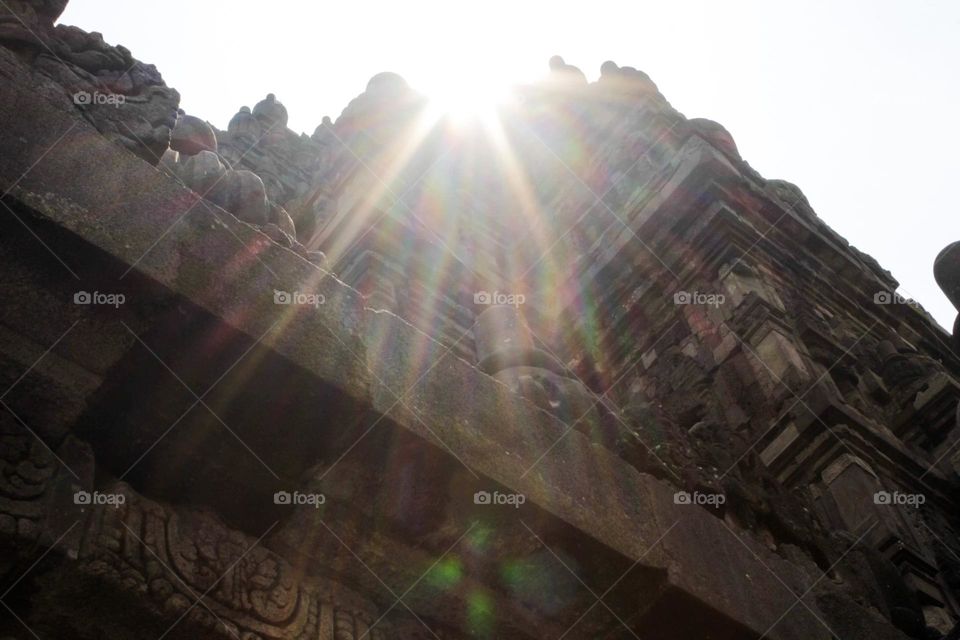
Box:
[468,590,494,637]
[425,556,463,590]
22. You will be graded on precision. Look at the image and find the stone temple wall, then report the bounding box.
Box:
[1,1,959,639]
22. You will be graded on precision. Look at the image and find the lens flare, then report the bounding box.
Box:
[421,74,512,123]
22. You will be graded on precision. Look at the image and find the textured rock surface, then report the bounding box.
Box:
[0,6,958,640]
[0,1,180,164]
[206,169,270,225]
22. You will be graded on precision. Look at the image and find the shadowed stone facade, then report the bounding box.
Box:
[1,1,959,639]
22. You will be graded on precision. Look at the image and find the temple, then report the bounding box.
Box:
[1,1,960,639]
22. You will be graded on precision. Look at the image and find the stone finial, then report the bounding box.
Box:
[252,93,288,129]
[547,55,587,84]
[177,149,226,194]
[206,169,270,225]
[934,241,960,350]
[600,60,620,76]
[228,105,261,139]
[365,72,409,95]
[596,60,660,98]
[170,114,218,156]
[935,242,960,311]
[312,116,333,143]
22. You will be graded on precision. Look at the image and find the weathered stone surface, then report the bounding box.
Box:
[252,92,288,129]
[271,202,298,239]
[260,221,293,247]
[0,429,404,639]
[0,68,869,640]
[176,148,227,193]
[1,12,958,638]
[0,8,179,165]
[170,113,218,155]
[0,0,68,45]
[206,168,270,225]
[688,117,741,161]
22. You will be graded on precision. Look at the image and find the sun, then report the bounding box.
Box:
[420,73,513,124]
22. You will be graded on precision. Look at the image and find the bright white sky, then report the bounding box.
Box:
[61,0,960,330]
